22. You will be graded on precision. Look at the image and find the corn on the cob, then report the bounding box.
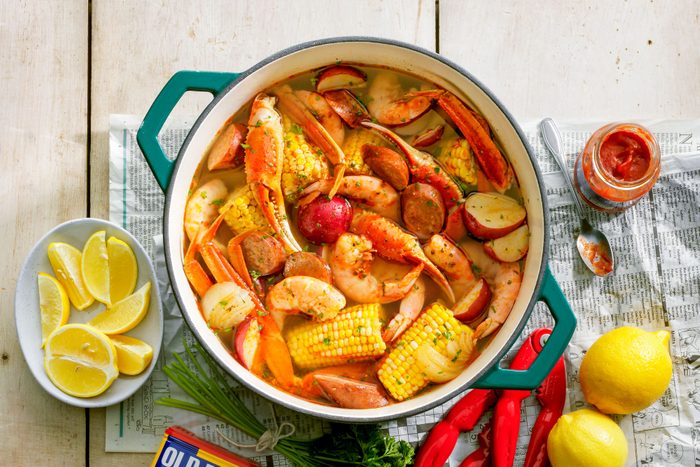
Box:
[341,128,386,175]
[219,185,270,235]
[286,303,387,369]
[437,138,477,187]
[378,303,473,401]
[281,114,330,201]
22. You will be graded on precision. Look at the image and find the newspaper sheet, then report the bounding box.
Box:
[107,114,700,466]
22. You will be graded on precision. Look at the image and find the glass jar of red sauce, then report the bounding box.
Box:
[574,123,660,212]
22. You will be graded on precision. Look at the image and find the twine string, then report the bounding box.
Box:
[216,405,295,453]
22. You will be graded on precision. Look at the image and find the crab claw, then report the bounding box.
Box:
[313,374,389,409]
[245,93,302,252]
[351,209,455,303]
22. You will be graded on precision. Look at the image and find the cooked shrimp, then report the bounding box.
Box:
[295,90,345,146]
[423,234,476,298]
[302,175,401,222]
[461,238,522,339]
[367,72,432,126]
[245,94,301,252]
[382,276,426,343]
[350,209,455,303]
[184,178,228,241]
[330,232,423,304]
[265,276,346,321]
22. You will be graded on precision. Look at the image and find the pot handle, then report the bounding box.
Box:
[137,71,239,191]
[472,267,576,389]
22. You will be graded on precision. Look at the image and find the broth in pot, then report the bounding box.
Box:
[181,64,529,408]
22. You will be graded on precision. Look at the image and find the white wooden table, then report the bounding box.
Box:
[2,1,697,465]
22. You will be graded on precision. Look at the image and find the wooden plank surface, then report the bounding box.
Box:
[89,1,434,463]
[0,1,88,465]
[439,0,700,120]
[3,0,696,464]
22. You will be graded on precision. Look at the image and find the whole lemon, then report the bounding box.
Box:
[548,409,627,467]
[580,326,672,414]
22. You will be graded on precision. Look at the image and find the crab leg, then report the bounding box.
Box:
[413,90,513,193]
[183,257,213,297]
[226,231,259,289]
[183,214,229,297]
[245,93,302,252]
[272,85,346,198]
[361,121,464,210]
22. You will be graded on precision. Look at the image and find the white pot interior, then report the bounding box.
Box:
[164,40,545,421]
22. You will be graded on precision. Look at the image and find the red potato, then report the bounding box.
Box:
[411,125,445,148]
[207,122,246,171]
[297,195,353,244]
[484,224,530,263]
[233,315,260,370]
[361,144,410,191]
[401,183,446,240]
[463,192,526,240]
[443,204,468,241]
[315,65,368,93]
[322,89,372,128]
[452,278,492,323]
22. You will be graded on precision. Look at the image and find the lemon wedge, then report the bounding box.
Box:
[88,282,151,335]
[37,272,70,347]
[110,335,153,375]
[48,242,94,310]
[44,324,118,397]
[82,230,111,305]
[107,237,138,304]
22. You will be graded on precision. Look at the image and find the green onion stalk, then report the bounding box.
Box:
[157,339,414,467]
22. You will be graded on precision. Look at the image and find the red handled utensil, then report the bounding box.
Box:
[414,328,566,467]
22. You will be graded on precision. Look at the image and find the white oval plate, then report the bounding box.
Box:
[15,218,163,408]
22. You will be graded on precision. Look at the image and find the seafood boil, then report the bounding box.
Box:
[181,64,530,408]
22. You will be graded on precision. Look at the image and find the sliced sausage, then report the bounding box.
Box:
[313,374,389,409]
[207,122,247,171]
[283,251,332,283]
[239,231,286,276]
[401,182,446,240]
[362,144,410,191]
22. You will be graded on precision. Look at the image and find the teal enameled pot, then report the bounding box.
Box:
[137,37,576,422]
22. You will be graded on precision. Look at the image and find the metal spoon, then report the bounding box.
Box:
[539,118,615,276]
